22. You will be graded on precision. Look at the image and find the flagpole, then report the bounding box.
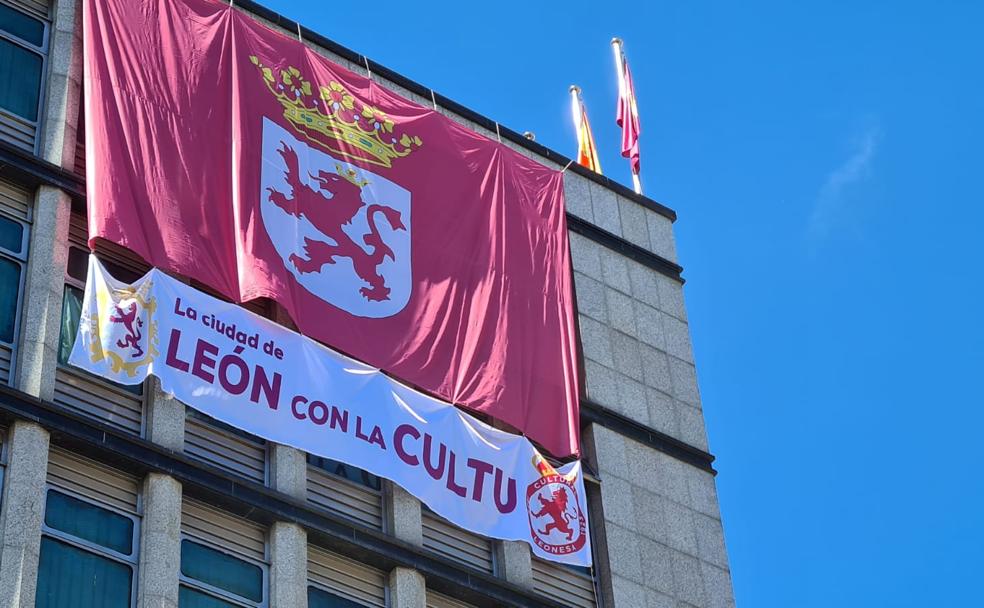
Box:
[612,38,643,195]
[569,84,582,134]
[611,38,626,100]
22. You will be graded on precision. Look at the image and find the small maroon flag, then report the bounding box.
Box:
[614,39,641,176]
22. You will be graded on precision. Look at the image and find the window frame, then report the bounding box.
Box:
[0,0,49,149]
[178,535,270,608]
[39,485,141,608]
[0,208,29,385]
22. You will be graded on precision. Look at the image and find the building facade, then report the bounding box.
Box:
[0,0,735,606]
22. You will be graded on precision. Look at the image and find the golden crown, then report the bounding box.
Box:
[251,56,422,168]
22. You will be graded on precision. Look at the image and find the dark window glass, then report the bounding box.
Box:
[308,586,367,608]
[309,455,381,490]
[178,586,241,608]
[181,540,263,603]
[0,214,22,253]
[0,38,41,121]
[0,256,20,343]
[58,284,83,364]
[45,490,134,555]
[0,4,44,47]
[35,537,133,608]
[67,246,89,282]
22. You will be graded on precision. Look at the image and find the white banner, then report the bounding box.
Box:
[69,256,592,566]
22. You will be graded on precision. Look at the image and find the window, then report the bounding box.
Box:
[0,209,27,385]
[180,540,267,607]
[55,243,146,434]
[309,455,381,490]
[307,545,386,608]
[0,1,47,151]
[307,455,384,529]
[36,488,139,608]
[308,586,371,608]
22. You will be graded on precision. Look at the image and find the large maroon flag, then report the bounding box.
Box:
[84,0,581,457]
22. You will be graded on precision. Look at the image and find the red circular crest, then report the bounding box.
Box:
[526,474,587,555]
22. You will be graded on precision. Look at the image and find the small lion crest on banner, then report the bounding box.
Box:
[87,284,159,377]
[527,455,587,555]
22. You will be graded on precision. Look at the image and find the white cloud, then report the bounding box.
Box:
[807,125,880,245]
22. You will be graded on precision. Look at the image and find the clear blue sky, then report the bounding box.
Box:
[264,1,983,605]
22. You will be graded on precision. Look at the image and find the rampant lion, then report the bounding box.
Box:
[266,143,406,302]
[531,487,576,541]
[109,302,144,358]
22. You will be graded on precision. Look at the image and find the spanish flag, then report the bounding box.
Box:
[570,85,602,174]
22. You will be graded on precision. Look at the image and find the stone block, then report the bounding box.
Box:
[638,538,675,596]
[385,482,423,546]
[495,541,533,589]
[579,315,614,367]
[611,575,647,608]
[670,551,706,607]
[569,233,603,279]
[0,422,50,608]
[645,589,676,608]
[623,439,660,494]
[700,561,736,608]
[611,331,643,382]
[654,452,693,507]
[688,472,723,519]
[589,425,628,478]
[662,314,695,364]
[659,501,698,556]
[574,272,607,321]
[628,262,661,309]
[584,359,619,409]
[563,173,594,221]
[656,275,688,322]
[15,186,70,400]
[630,486,665,540]
[694,514,729,570]
[636,303,666,351]
[614,375,648,424]
[678,405,709,452]
[590,182,622,236]
[618,196,652,250]
[389,567,425,608]
[271,444,307,500]
[146,378,185,451]
[646,388,680,439]
[600,248,633,294]
[646,213,678,264]
[606,288,637,337]
[668,357,701,407]
[640,345,673,394]
[600,476,637,531]
[270,522,308,608]
[137,474,182,608]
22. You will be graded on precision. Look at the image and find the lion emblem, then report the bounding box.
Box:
[109,301,145,358]
[267,143,406,302]
[259,118,412,318]
[531,487,577,541]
